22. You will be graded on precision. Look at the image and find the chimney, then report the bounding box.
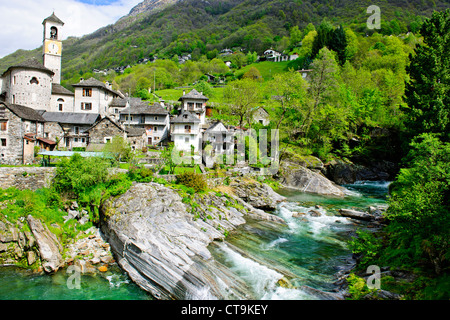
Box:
[80,78,84,82]
[183,90,186,96]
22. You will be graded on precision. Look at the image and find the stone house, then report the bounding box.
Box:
[50,83,74,112]
[203,121,234,164]
[170,110,201,152]
[0,102,49,165]
[109,97,143,121]
[253,107,270,126]
[0,58,54,111]
[72,78,123,117]
[178,89,208,127]
[119,101,170,146]
[41,112,101,150]
[86,116,146,152]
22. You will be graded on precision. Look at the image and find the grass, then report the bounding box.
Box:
[236,61,291,82]
[159,165,202,175]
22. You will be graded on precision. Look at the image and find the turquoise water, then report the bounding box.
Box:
[209,181,390,299]
[0,265,151,300]
[0,181,389,300]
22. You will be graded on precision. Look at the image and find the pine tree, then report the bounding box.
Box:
[404,9,450,140]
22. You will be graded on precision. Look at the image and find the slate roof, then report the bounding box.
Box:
[1,102,46,122]
[205,121,228,133]
[72,77,121,96]
[120,102,168,115]
[171,110,200,124]
[52,83,74,96]
[178,89,209,101]
[125,127,146,137]
[41,112,101,125]
[110,97,142,108]
[42,12,64,25]
[2,58,54,77]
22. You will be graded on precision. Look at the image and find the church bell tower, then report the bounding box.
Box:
[42,12,64,84]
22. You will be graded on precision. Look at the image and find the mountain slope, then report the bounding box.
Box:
[1,0,450,80]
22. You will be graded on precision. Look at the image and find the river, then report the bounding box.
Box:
[0,181,389,300]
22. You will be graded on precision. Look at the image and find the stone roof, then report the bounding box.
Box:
[205,121,228,133]
[87,116,125,133]
[42,12,64,25]
[125,127,146,137]
[52,83,74,96]
[120,102,168,115]
[72,77,121,96]
[171,110,200,124]
[178,89,209,101]
[110,97,142,108]
[1,102,46,122]
[41,112,101,125]
[2,58,54,77]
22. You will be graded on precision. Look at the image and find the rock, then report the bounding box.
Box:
[338,209,373,221]
[326,159,397,185]
[309,210,322,217]
[0,243,7,252]
[292,212,306,218]
[67,209,79,220]
[27,251,37,265]
[26,215,64,273]
[300,285,344,300]
[228,178,286,211]
[278,161,346,197]
[100,183,254,300]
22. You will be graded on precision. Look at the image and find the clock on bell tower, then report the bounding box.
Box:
[42,12,64,84]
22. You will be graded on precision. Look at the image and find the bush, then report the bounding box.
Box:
[127,165,154,182]
[176,171,207,192]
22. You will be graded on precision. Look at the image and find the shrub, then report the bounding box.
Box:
[128,165,154,182]
[176,171,207,192]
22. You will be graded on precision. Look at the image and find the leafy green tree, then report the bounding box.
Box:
[194,80,214,98]
[404,9,450,140]
[387,134,450,275]
[328,25,348,66]
[103,135,133,163]
[223,78,261,128]
[243,67,263,82]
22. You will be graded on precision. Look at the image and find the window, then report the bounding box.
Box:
[74,126,79,135]
[185,137,189,143]
[196,103,202,109]
[12,95,15,104]
[0,121,7,132]
[1,139,6,147]
[30,77,39,85]
[82,88,92,97]
[44,132,49,138]
[13,76,16,85]
[81,138,86,143]
[154,116,158,121]
[50,27,58,40]
[105,137,112,143]
[81,103,92,110]
[74,138,79,143]
[114,109,119,114]
[57,98,64,112]
[154,126,158,132]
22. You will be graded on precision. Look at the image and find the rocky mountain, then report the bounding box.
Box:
[1,0,450,80]
[127,0,180,17]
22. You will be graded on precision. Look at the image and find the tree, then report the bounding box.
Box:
[328,25,348,66]
[103,135,133,162]
[289,25,303,48]
[304,48,341,139]
[243,67,263,81]
[311,19,334,59]
[223,78,261,128]
[404,9,450,140]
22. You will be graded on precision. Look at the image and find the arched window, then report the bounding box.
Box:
[57,98,64,111]
[30,77,39,85]
[50,27,58,40]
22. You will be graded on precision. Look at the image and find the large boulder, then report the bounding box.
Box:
[228,178,286,211]
[100,183,272,300]
[26,215,64,273]
[326,160,397,185]
[278,161,346,197]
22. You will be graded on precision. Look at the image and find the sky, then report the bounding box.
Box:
[0,0,143,58]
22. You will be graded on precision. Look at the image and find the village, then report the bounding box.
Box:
[0,13,282,170]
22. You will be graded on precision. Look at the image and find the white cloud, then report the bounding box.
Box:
[0,0,142,58]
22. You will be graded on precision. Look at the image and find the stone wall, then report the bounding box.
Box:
[0,167,56,191]
[88,118,125,145]
[0,107,27,165]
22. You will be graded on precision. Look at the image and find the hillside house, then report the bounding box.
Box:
[178,89,208,127]
[170,110,201,152]
[41,112,101,150]
[253,107,270,126]
[0,102,50,165]
[72,78,123,117]
[203,121,234,167]
[119,101,170,146]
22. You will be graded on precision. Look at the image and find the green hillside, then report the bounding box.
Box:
[1,0,449,81]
